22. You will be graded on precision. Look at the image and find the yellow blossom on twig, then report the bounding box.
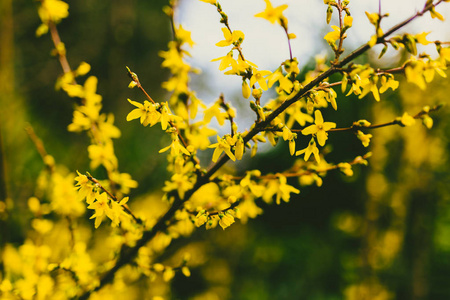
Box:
[254,0,288,25]
[301,110,336,146]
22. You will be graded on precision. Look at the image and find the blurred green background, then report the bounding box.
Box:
[1,1,450,299]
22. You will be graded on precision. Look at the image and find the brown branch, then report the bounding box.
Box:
[280,17,293,61]
[375,66,405,75]
[48,21,71,74]
[328,104,442,132]
[334,0,345,62]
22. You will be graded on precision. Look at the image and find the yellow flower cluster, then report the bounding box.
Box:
[7,0,448,299]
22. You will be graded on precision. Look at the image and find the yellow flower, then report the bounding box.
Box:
[160,42,185,72]
[109,172,138,195]
[219,212,235,230]
[126,99,161,127]
[365,11,379,25]
[301,110,336,146]
[175,25,195,47]
[75,62,91,76]
[326,88,338,110]
[405,63,426,90]
[250,70,272,90]
[430,7,445,21]
[161,268,174,282]
[399,112,416,127]
[275,175,300,204]
[285,103,314,127]
[87,141,118,171]
[284,58,300,75]
[74,171,97,203]
[67,110,91,132]
[38,0,69,24]
[440,47,450,62]
[296,138,320,163]
[415,32,431,45]
[87,192,110,229]
[356,130,372,147]
[234,134,245,160]
[97,113,121,141]
[324,25,341,44]
[268,68,294,93]
[216,28,245,47]
[262,174,300,204]
[199,0,216,4]
[211,51,236,71]
[379,76,399,93]
[159,102,173,131]
[182,266,191,277]
[338,163,353,177]
[203,102,228,126]
[185,124,216,150]
[159,134,191,156]
[162,173,194,199]
[368,34,378,48]
[51,172,85,217]
[254,0,288,25]
[224,57,258,75]
[359,77,380,101]
[195,211,208,227]
[242,80,251,99]
[344,15,353,28]
[208,135,236,162]
[281,127,297,155]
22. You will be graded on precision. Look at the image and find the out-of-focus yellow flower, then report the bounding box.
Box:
[430,7,445,21]
[215,28,244,47]
[254,0,288,25]
[296,138,320,163]
[365,11,379,25]
[415,32,431,45]
[356,130,373,147]
[344,15,353,28]
[162,173,194,199]
[87,141,118,171]
[219,212,235,230]
[399,112,416,127]
[38,0,69,24]
[379,76,399,93]
[175,25,195,47]
[405,63,426,90]
[211,51,236,71]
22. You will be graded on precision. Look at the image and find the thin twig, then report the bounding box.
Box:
[48,21,71,74]
[201,152,371,217]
